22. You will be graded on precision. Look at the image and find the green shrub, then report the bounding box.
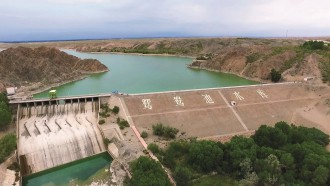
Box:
[302,40,325,50]
[112,106,120,114]
[127,156,172,186]
[152,123,179,139]
[100,103,111,112]
[246,53,260,64]
[270,69,281,82]
[103,138,110,146]
[118,120,129,129]
[147,143,161,154]
[98,119,105,125]
[173,166,192,186]
[141,131,148,138]
[0,133,16,163]
[0,93,11,130]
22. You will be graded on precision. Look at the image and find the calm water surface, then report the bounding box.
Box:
[23,152,112,186]
[34,50,257,98]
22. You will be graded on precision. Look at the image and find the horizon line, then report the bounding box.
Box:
[1,35,330,43]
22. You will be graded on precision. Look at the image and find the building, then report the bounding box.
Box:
[6,87,16,95]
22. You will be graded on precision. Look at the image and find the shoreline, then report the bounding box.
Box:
[75,49,195,59]
[187,65,266,84]
[12,70,108,99]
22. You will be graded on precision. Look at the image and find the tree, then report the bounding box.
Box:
[152,123,179,139]
[126,156,172,186]
[141,131,148,138]
[312,165,329,186]
[302,40,325,50]
[173,166,192,186]
[270,69,281,82]
[0,93,9,104]
[280,153,295,170]
[252,125,287,149]
[239,158,259,186]
[224,136,258,174]
[0,133,16,163]
[0,102,11,129]
[256,154,281,185]
[112,106,120,114]
[188,140,223,172]
[147,143,161,154]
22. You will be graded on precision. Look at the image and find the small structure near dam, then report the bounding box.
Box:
[15,96,107,176]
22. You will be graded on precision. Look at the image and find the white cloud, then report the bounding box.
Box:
[1,0,330,40]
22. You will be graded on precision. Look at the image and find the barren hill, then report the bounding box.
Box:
[0,46,108,93]
[0,38,329,85]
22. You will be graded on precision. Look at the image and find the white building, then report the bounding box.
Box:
[6,87,16,95]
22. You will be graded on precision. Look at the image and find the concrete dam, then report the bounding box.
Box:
[16,96,106,176]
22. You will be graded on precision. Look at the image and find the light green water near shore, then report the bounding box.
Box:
[34,50,257,98]
[23,152,112,186]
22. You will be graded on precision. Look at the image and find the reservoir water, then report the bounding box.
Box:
[34,50,257,98]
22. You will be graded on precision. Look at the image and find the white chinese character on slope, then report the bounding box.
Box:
[233,92,244,101]
[257,89,268,99]
[173,96,184,106]
[142,99,152,109]
[202,94,214,104]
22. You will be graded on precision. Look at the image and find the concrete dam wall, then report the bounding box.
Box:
[17,99,106,175]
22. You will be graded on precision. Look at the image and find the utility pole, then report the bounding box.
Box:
[286,29,288,38]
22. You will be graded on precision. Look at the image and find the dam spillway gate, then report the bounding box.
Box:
[16,97,106,176]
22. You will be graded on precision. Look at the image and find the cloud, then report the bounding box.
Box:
[1,0,330,41]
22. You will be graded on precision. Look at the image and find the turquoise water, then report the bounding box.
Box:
[23,152,112,186]
[34,50,257,98]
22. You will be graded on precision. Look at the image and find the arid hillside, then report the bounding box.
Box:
[0,46,108,93]
[0,38,329,85]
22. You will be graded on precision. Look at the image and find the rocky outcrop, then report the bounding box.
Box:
[0,46,108,92]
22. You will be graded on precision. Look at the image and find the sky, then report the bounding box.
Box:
[1,0,330,41]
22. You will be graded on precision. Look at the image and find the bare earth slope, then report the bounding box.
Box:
[0,38,329,85]
[0,46,108,93]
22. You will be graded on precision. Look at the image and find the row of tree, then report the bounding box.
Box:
[145,121,330,186]
[0,93,11,130]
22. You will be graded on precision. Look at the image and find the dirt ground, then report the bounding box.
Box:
[120,83,330,140]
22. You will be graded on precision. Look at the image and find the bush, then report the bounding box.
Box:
[302,40,325,50]
[103,138,110,146]
[0,93,11,130]
[118,120,129,130]
[246,53,260,64]
[0,133,16,163]
[98,119,105,125]
[112,106,120,114]
[100,103,111,113]
[270,69,281,82]
[147,143,161,154]
[173,166,192,186]
[127,156,172,186]
[141,131,148,138]
[152,123,179,139]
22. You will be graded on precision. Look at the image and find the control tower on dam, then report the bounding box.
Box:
[16,96,107,176]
